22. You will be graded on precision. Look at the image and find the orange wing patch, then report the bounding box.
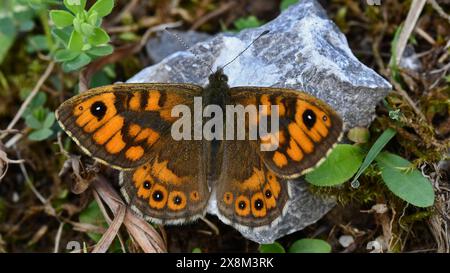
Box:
[286,138,303,161]
[93,115,124,145]
[288,122,314,154]
[128,92,141,111]
[105,131,126,154]
[128,124,141,137]
[145,90,161,111]
[272,151,288,168]
[125,146,144,161]
[151,159,182,185]
[237,167,265,191]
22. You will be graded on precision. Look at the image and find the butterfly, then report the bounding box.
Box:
[56,66,343,231]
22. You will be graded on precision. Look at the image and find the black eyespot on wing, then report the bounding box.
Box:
[143,181,151,189]
[238,201,246,210]
[265,189,272,198]
[173,195,182,205]
[152,190,163,201]
[254,199,264,210]
[302,109,316,129]
[90,101,107,120]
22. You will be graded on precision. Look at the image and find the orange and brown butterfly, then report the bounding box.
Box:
[56,28,343,230]
[56,66,343,230]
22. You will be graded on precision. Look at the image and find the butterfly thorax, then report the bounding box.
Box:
[203,68,230,107]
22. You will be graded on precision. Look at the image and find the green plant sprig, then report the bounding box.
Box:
[50,0,114,72]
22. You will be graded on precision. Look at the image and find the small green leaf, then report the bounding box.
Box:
[62,53,91,71]
[50,10,75,28]
[26,35,49,53]
[0,17,17,65]
[80,22,94,36]
[82,44,92,51]
[376,152,435,207]
[280,0,298,11]
[259,242,286,253]
[87,11,99,25]
[51,27,72,47]
[68,30,83,51]
[192,248,202,253]
[72,16,82,33]
[54,49,79,62]
[43,113,55,128]
[63,0,87,14]
[351,128,397,185]
[28,128,53,141]
[288,239,331,253]
[88,27,110,46]
[18,20,35,32]
[25,115,42,129]
[306,144,364,186]
[86,45,113,56]
[88,0,114,17]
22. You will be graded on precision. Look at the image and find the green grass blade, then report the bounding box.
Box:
[351,128,397,184]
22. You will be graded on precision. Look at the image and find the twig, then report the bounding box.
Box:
[414,27,436,45]
[428,0,450,25]
[395,0,427,65]
[92,176,167,252]
[93,190,127,253]
[0,61,55,140]
[200,216,219,235]
[106,17,160,34]
[16,150,48,205]
[92,202,126,253]
[190,1,236,31]
[53,222,64,253]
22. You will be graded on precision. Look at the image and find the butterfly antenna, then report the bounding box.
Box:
[220,30,270,70]
[164,28,214,74]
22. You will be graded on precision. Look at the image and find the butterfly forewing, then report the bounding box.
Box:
[56,83,202,170]
[229,87,343,178]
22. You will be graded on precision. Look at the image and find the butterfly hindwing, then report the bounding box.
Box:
[214,140,289,229]
[56,83,202,170]
[120,136,210,224]
[229,87,343,178]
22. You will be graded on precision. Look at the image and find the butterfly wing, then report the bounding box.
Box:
[229,87,343,178]
[214,139,290,229]
[120,137,209,224]
[56,83,202,170]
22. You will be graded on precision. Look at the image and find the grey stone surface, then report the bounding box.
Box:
[128,0,391,243]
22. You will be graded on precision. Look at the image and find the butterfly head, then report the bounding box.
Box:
[207,67,229,88]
